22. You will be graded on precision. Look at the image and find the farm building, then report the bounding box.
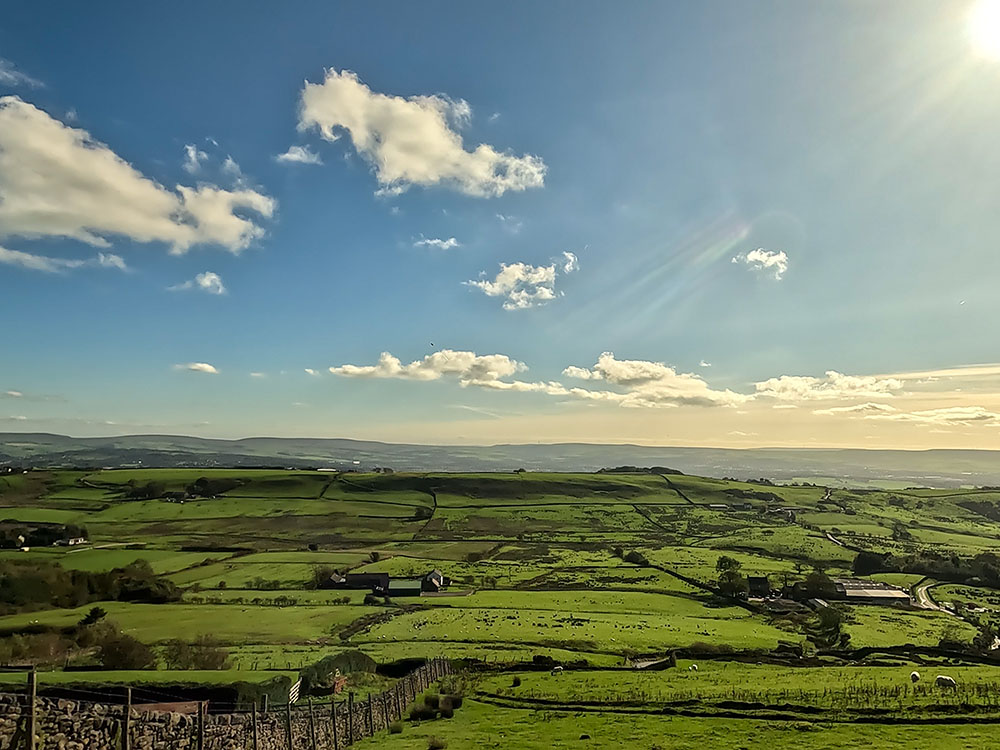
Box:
[326,572,390,594]
[707,503,729,510]
[422,569,449,592]
[747,576,771,597]
[387,579,424,597]
[833,578,912,604]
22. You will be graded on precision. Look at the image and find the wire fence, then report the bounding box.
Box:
[0,657,453,750]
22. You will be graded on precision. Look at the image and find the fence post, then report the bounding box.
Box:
[331,699,340,750]
[393,684,401,720]
[251,702,259,750]
[27,669,36,750]
[380,692,389,733]
[347,692,354,745]
[123,687,131,750]
[307,698,317,750]
[285,702,293,750]
[366,695,373,736]
[197,701,205,750]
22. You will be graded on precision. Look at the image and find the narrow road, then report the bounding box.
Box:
[914,580,950,613]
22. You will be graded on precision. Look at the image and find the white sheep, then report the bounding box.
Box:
[935,675,957,688]
[910,671,920,683]
[688,664,698,672]
[550,666,564,676]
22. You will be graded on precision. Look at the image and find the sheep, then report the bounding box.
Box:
[688,664,698,672]
[935,675,957,688]
[550,665,564,676]
[910,671,921,683]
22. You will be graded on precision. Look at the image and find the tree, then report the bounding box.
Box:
[97,632,156,669]
[716,556,741,573]
[369,551,381,563]
[309,565,336,590]
[802,571,837,599]
[852,551,889,577]
[78,606,107,627]
[717,569,748,597]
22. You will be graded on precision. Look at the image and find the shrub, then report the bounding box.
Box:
[409,705,437,721]
[511,676,521,687]
[440,694,463,711]
[440,706,454,719]
[424,693,440,709]
[97,632,155,670]
[428,737,447,750]
[389,721,403,734]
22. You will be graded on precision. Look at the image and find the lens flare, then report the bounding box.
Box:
[969,0,1000,60]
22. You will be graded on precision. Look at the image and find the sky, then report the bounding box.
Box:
[2,0,1000,449]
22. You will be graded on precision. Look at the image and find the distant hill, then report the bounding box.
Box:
[2,432,999,488]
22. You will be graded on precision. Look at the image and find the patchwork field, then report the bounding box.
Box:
[3,467,1000,747]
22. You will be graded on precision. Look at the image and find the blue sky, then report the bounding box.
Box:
[2,1,1000,448]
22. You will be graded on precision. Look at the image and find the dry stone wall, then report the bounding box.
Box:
[0,658,451,750]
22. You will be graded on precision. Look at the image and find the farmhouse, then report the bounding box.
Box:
[747,576,771,597]
[422,569,449,592]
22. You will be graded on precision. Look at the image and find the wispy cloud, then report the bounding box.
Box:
[0,59,43,89]
[413,236,460,250]
[275,145,322,165]
[0,246,129,274]
[182,144,207,174]
[173,362,219,374]
[168,271,226,295]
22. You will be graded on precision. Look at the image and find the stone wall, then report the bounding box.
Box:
[0,658,452,750]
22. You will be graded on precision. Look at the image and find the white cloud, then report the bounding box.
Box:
[330,350,529,388]
[250,372,266,378]
[2,391,22,398]
[96,252,128,271]
[173,362,218,374]
[182,144,207,174]
[813,402,898,416]
[168,271,226,295]
[699,360,712,368]
[0,97,275,254]
[3,415,27,422]
[755,371,904,401]
[561,352,749,408]
[0,59,42,89]
[275,145,323,165]
[304,368,320,376]
[872,406,1000,426]
[298,69,546,197]
[732,248,789,280]
[0,246,129,274]
[467,253,579,311]
[414,237,460,250]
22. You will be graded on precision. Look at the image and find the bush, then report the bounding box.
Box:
[424,693,440,709]
[97,631,156,670]
[428,738,447,750]
[511,676,521,687]
[389,721,403,734]
[440,706,454,719]
[440,694,463,710]
[409,705,437,721]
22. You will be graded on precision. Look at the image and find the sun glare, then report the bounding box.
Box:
[969,0,1000,59]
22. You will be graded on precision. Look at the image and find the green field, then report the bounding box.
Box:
[3,467,1000,747]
